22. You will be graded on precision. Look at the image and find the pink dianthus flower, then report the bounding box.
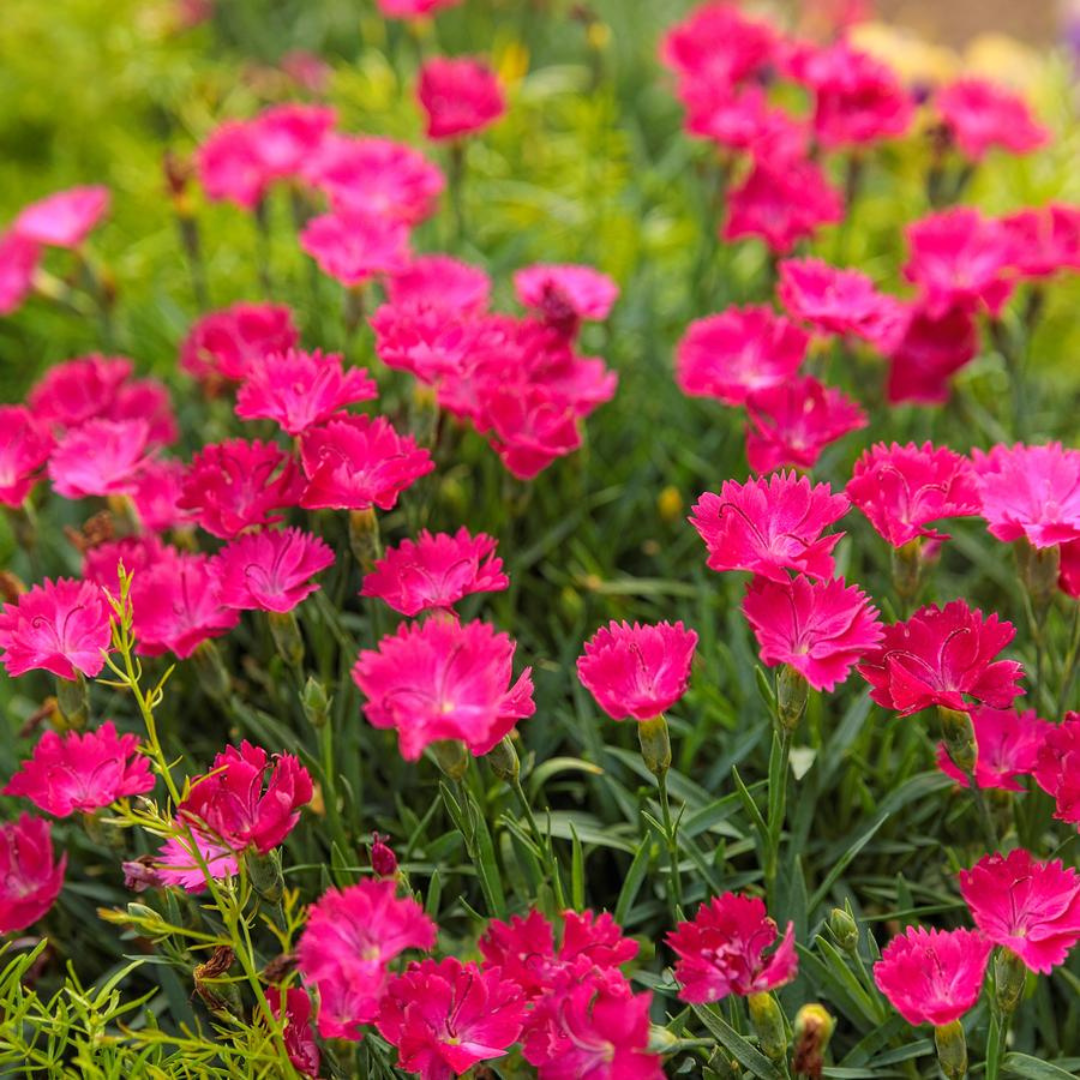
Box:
[0,406,53,507]
[13,186,110,249]
[936,706,1053,792]
[885,303,978,406]
[513,264,619,336]
[937,79,1049,161]
[417,57,506,141]
[386,255,491,314]
[0,231,41,315]
[180,302,299,383]
[212,527,334,613]
[0,814,66,934]
[48,418,152,499]
[1033,716,1080,827]
[300,210,410,288]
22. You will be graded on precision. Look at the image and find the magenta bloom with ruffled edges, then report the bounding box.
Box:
[0,231,40,315]
[417,56,506,140]
[513,263,619,332]
[937,78,1049,161]
[886,303,978,406]
[935,706,1053,792]
[1033,715,1080,826]
[180,302,299,382]
[385,254,491,314]
[48,418,153,499]
[155,825,238,893]
[268,987,321,1079]
[13,185,109,248]
[300,210,410,289]
[212,527,335,613]
[0,405,53,507]
[0,814,66,934]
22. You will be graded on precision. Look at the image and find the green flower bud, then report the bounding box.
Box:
[55,672,90,730]
[1015,538,1060,614]
[995,947,1027,1015]
[934,1019,968,1080]
[777,664,809,732]
[487,736,520,783]
[430,738,469,781]
[268,609,304,671]
[192,640,231,703]
[301,676,331,729]
[348,507,382,571]
[637,715,671,779]
[828,906,859,954]
[245,848,284,905]
[748,991,788,1065]
[937,706,977,776]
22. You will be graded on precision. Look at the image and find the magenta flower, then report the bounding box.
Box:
[0,231,40,315]
[1033,716,1080,827]
[235,348,378,436]
[690,472,849,583]
[109,377,178,447]
[377,957,526,1079]
[846,442,981,548]
[745,376,867,474]
[0,577,111,680]
[13,186,109,248]
[777,258,906,350]
[386,255,491,314]
[723,156,843,255]
[371,303,491,384]
[4,722,154,816]
[178,438,304,539]
[0,814,66,934]
[513,264,619,335]
[297,879,437,1041]
[683,84,806,162]
[886,303,978,406]
[873,927,991,1027]
[28,354,132,431]
[904,209,1014,318]
[484,384,584,480]
[248,104,336,181]
[179,742,311,854]
[577,621,698,721]
[857,600,1025,716]
[129,459,193,533]
[299,414,434,511]
[196,120,268,211]
[937,78,1049,161]
[353,619,535,761]
[1061,539,1080,599]
[936,707,1053,792]
[660,3,776,94]
[743,576,882,693]
[48,418,152,499]
[180,302,299,383]
[130,551,240,659]
[0,406,53,507]
[1001,205,1080,280]
[83,535,168,587]
[155,826,239,892]
[268,988,321,1079]
[417,57,506,141]
[378,0,461,17]
[972,443,1080,549]
[361,528,508,616]
[667,892,798,1003]
[959,849,1080,974]
[299,210,410,288]
[212,528,334,613]
[675,305,808,406]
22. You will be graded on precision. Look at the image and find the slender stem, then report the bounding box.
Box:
[1057,603,1080,715]
[511,775,566,910]
[657,770,683,917]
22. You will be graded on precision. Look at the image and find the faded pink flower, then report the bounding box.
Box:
[857,600,1025,716]
[743,576,882,692]
[0,406,53,507]
[935,706,1054,791]
[577,621,697,721]
[873,927,991,1026]
[156,826,239,892]
[667,892,798,1003]
[212,528,335,613]
[13,186,110,248]
[513,264,619,335]
[417,57,506,140]
[297,879,437,1041]
[886,303,979,406]
[361,527,508,616]
[1001,205,1080,280]
[48,418,153,499]
[377,0,461,18]
[249,104,336,181]
[299,210,410,288]
[180,302,299,383]
[4,722,154,816]
[386,255,491,314]
[937,79,1049,161]
[352,619,535,760]
[745,376,866,474]
[0,231,40,315]
[235,348,378,436]
[675,305,808,406]
[0,577,111,680]
[178,438,304,539]
[0,814,66,934]
[377,957,526,1079]
[1033,716,1080,827]
[690,472,848,582]
[959,849,1080,974]
[846,442,981,548]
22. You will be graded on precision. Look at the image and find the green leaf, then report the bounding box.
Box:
[1002,1054,1080,1080]
[569,823,586,911]
[614,839,652,926]
[690,1003,784,1080]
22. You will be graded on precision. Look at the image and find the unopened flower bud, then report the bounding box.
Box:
[245,848,284,905]
[647,1024,680,1053]
[891,538,923,604]
[657,485,683,523]
[792,1004,834,1079]
[268,609,304,671]
[301,676,331,729]
[410,383,440,447]
[370,832,398,879]
[122,854,163,894]
[748,991,788,1065]
[637,715,671,779]
[937,706,977,776]
[194,945,242,1017]
[430,738,469,781]
[348,507,382,571]
[192,640,232,702]
[934,1019,967,1080]
[995,947,1027,1015]
[828,906,859,953]
[1015,539,1060,616]
[0,569,25,605]
[55,673,90,730]
[487,736,520,783]
[777,664,809,732]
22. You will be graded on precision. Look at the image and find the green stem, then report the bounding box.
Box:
[657,769,683,917]
[1056,603,1080,715]
[511,775,566,910]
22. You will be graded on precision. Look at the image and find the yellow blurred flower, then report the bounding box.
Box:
[851,22,958,87]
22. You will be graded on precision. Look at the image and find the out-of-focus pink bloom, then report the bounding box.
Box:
[305,135,444,225]
[904,209,1015,318]
[972,443,1080,549]
[660,3,776,95]
[377,957,526,1078]
[0,814,66,934]
[299,414,433,511]
[1001,205,1080,280]
[361,527,508,616]
[0,577,111,680]
[724,157,844,254]
[371,304,491,384]
[297,879,437,1041]
[353,618,534,760]
[744,576,882,692]
[858,600,1024,716]
[513,264,619,335]
[250,104,336,180]
[48,418,152,499]
[577,621,698,721]
[130,551,240,659]
[180,302,300,383]
[4,722,154,816]
[280,50,332,95]
[0,231,40,315]
[745,376,866,474]
[178,438,303,539]
[28,355,133,431]
[13,186,110,249]
[675,305,808,406]
[886,303,979,406]
[156,826,239,892]
[268,988,321,1078]
[959,849,1080,974]
[300,210,410,288]
[370,832,398,878]
[936,706,1053,791]
[212,527,334,613]
[386,255,491,314]
[690,472,848,582]
[83,535,168,586]
[235,348,377,436]
[197,121,269,211]
[937,79,1049,161]
[484,385,584,480]
[128,459,193,533]
[874,926,991,1026]
[778,258,906,350]
[377,0,462,17]
[0,406,53,507]
[1060,539,1080,598]
[683,84,807,161]
[109,378,179,447]
[846,442,981,548]
[179,742,311,854]
[1033,716,1080,826]
[668,893,798,1003]
[417,57,506,140]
